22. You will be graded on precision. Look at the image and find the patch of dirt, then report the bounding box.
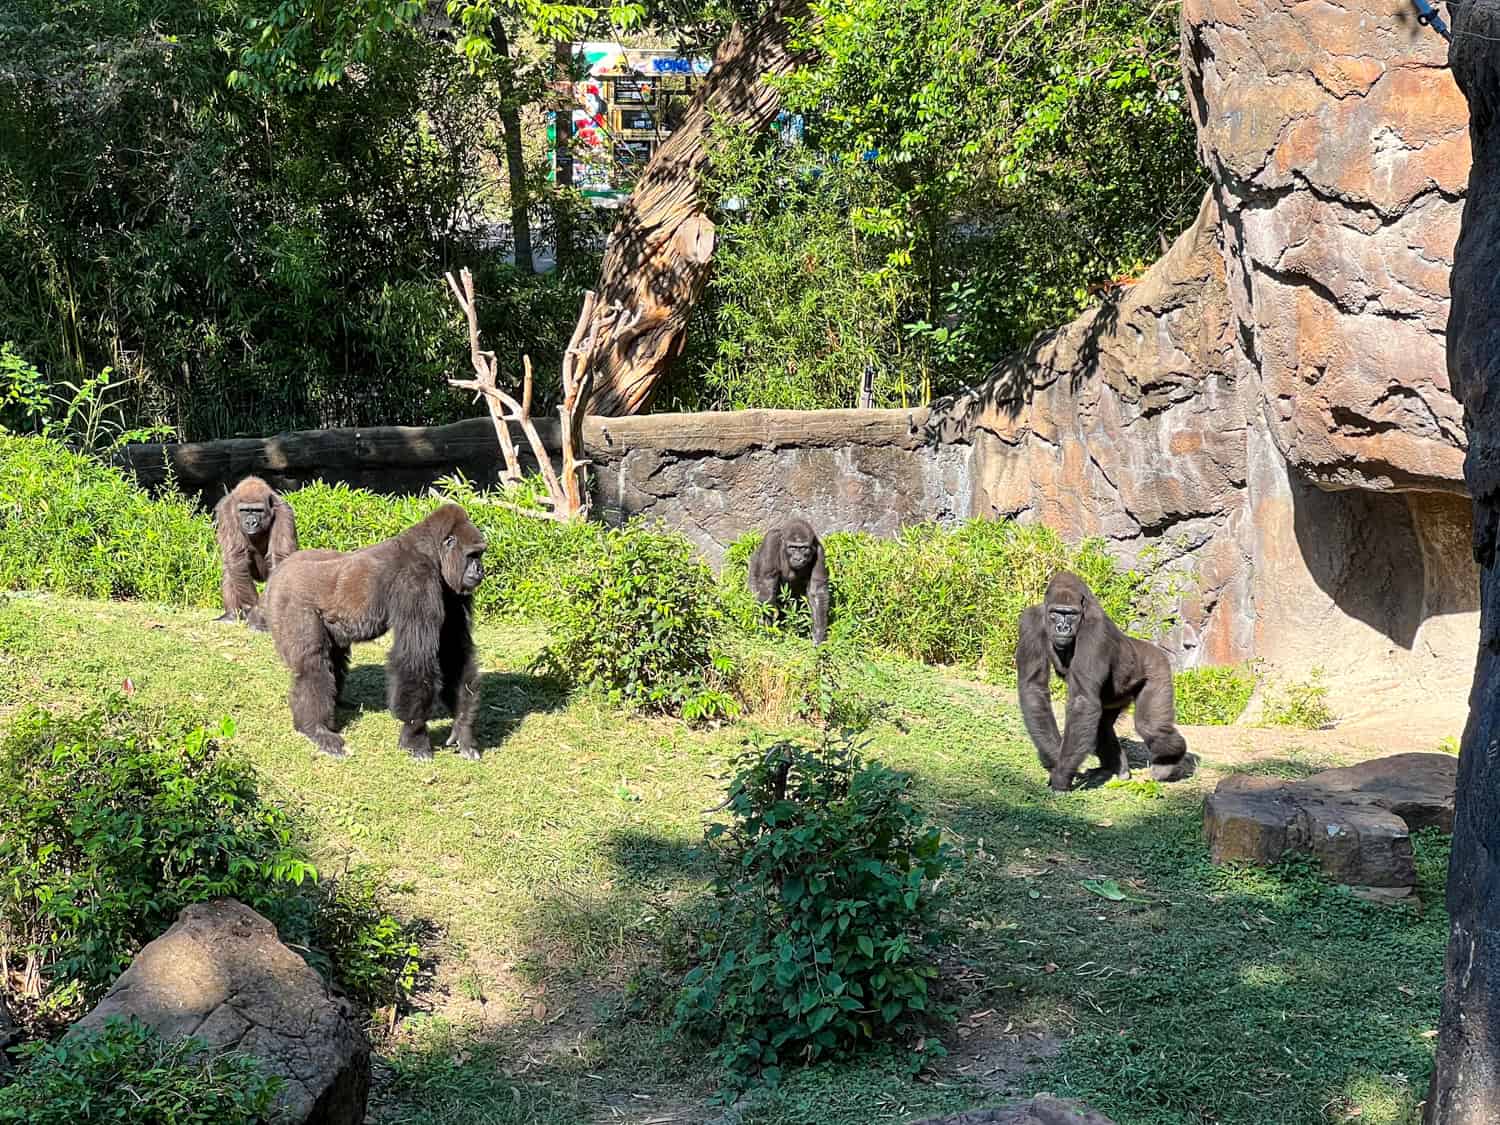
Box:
[944,1009,1062,1098]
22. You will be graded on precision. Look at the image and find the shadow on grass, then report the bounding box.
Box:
[910,750,1446,1125]
[341,665,567,751]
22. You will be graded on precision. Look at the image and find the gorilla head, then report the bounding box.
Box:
[1045,574,1087,647]
[436,510,487,595]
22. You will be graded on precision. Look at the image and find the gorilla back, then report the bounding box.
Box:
[1015,570,1188,791]
[266,503,487,761]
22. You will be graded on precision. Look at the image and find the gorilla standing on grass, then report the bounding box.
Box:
[214,475,298,631]
[1015,570,1188,791]
[748,517,830,644]
[265,503,487,761]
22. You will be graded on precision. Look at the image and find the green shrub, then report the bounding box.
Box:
[722,520,1168,673]
[0,436,218,604]
[675,732,958,1085]
[0,703,416,1012]
[1261,668,1336,730]
[0,1018,281,1124]
[538,527,732,717]
[1173,664,1257,725]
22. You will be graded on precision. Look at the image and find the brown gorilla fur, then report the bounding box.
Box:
[1015,570,1188,791]
[214,475,298,631]
[265,503,487,761]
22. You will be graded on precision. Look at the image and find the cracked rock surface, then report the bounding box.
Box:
[1202,751,1457,894]
[70,899,369,1125]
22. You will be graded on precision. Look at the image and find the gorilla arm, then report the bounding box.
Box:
[267,491,299,569]
[1015,605,1063,770]
[438,592,481,760]
[213,491,256,622]
[807,542,830,645]
[385,573,445,759]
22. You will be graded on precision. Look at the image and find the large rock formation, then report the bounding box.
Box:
[71,899,369,1125]
[929,0,1477,717]
[1427,0,1500,1117]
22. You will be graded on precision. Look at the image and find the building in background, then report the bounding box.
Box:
[549,43,712,207]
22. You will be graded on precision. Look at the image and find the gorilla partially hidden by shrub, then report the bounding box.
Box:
[1016,570,1188,791]
[214,475,298,631]
[748,518,830,644]
[265,503,487,761]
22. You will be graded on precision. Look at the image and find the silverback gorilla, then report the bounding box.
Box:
[748,518,830,644]
[214,475,298,631]
[265,503,487,761]
[1016,570,1188,791]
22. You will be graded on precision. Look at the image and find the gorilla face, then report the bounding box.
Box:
[1048,604,1081,645]
[441,526,487,595]
[238,503,269,537]
[784,539,816,574]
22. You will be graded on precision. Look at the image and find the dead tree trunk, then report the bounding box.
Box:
[577,0,813,416]
[1426,2,1500,1121]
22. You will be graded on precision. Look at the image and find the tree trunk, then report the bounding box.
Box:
[553,39,575,271]
[579,0,813,416]
[1425,2,1500,1121]
[492,19,534,275]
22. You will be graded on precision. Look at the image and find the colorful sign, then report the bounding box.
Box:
[549,42,712,205]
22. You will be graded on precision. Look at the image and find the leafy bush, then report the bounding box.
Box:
[1173,664,1257,726]
[675,732,957,1084]
[538,527,733,717]
[0,703,415,1012]
[1261,668,1336,730]
[722,520,1170,673]
[0,1018,281,1124]
[0,436,219,604]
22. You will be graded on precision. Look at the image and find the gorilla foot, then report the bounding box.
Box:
[1150,755,1195,782]
[214,611,239,625]
[446,729,481,761]
[306,730,347,759]
[244,610,270,634]
[400,723,433,760]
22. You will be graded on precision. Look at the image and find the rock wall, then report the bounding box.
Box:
[925,0,1478,712]
[587,409,967,562]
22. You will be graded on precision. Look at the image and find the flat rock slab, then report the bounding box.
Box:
[70,899,369,1125]
[1203,752,1457,893]
[910,1095,1116,1124]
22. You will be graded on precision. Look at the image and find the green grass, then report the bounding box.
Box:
[0,594,1442,1125]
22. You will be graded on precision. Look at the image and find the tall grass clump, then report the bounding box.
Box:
[1173,664,1258,725]
[722,520,1170,674]
[0,436,218,603]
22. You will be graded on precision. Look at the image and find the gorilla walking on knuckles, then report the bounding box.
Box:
[214,475,298,631]
[1016,570,1188,792]
[265,503,487,761]
[748,518,830,644]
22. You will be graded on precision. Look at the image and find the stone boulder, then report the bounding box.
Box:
[910,1095,1116,1124]
[70,899,369,1125]
[1203,753,1457,896]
